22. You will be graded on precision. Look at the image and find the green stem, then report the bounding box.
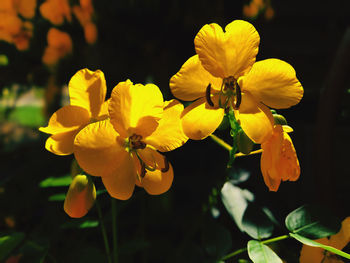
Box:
[96,200,112,263]
[221,234,290,261]
[209,134,232,151]
[111,198,118,263]
[209,134,263,157]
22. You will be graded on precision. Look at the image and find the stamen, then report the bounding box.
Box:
[135,151,156,173]
[233,82,242,109]
[140,161,146,178]
[129,134,146,149]
[205,83,214,107]
[161,156,170,173]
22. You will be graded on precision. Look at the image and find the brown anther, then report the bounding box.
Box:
[233,82,241,110]
[205,83,214,107]
[129,134,146,149]
[140,161,146,178]
[161,156,170,173]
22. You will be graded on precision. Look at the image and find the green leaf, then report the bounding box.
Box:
[0,232,25,261]
[242,203,274,239]
[9,106,45,127]
[247,240,282,263]
[221,181,254,232]
[48,193,66,201]
[285,204,341,239]
[290,233,350,259]
[39,175,72,188]
[61,219,99,229]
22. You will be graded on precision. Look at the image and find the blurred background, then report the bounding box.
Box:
[1,0,350,262]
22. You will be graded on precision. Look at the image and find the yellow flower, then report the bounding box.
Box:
[39,0,71,25]
[260,125,300,191]
[42,28,73,66]
[72,0,98,44]
[170,20,303,143]
[300,217,350,263]
[64,174,96,218]
[39,68,108,155]
[73,80,188,200]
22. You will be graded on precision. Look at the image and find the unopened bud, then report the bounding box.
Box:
[64,175,96,218]
[273,114,288,126]
[237,129,255,154]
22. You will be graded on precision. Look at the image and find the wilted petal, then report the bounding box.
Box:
[170,55,221,101]
[299,238,329,263]
[181,97,224,140]
[146,100,188,152]
[195,20,259,79]
[329,217,350,250]
[68,68,107,119]
[102,154,136,200]
[260,125,300,191]
[109,80,163,138]
[74,120,128,177]
[239,59,303,109]
[278,132,300,182]
[64,174,96,218]
[234,91,274,144]
[39,105,90,134]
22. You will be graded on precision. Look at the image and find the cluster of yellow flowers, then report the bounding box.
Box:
[0,0,97,67]
[40,20,303,218]
[40,69,188,217]
[243,0,275,20]
[0,0,36,51]
[40,0,98,67]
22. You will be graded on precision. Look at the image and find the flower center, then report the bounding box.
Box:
[128,134,146,150]
[221,76,241,110]
[205,76,242,110]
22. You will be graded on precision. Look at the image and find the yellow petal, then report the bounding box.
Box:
[74,120,128,177]
[234,91,274,144]
[64,174,96,218]
[181,97,224,140]
[102,154,136,200]
[108,80,163,138]
[239,59,303,109]
[135,149,173,195]
[39,105,90,134]
[299,238,329,263]
[194,20,259,79]
[68,68,107,119]
[170,55,222,101]
[45,129,79,155]
[142,162,174,195]
[146,100,188,152]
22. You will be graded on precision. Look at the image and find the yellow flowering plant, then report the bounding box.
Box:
[30,16,350,263]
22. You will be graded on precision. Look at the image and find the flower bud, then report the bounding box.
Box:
[273,114,288,126]
[64,174,96,218]
[237,129,255,154]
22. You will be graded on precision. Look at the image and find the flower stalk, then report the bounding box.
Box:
[221,234,290,261]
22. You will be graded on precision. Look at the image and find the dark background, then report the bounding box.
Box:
[1,0,350,262]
